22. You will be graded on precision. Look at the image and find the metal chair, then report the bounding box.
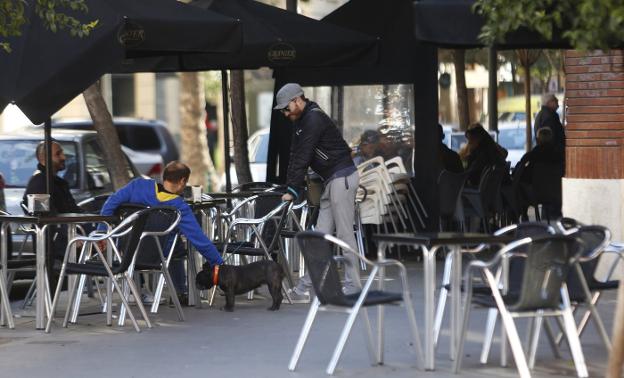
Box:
[454,235,588,378]
[462,164,505,233]
[557,223,615,351]
[45,208,156,333]
[116,205,185,326]
[289,231,423,375]
[433,222,555,352]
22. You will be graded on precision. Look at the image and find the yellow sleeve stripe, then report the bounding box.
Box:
[155,182,178,202]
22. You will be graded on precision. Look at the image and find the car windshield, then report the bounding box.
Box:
[0,140,78,188]
[498,128,526,150]
[249,132,269,163]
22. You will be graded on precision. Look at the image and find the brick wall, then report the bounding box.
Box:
[565,50,624,179]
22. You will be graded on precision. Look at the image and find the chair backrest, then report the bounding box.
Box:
[437,170,467,219]
[112,206,180,271]
[233,182,278,192]
[480,164,505,213]
[498,222,555,294]
[295,231,350,306]
[250,193,290,252]
[565,225,611,292]
[77,194,111,213]
[509,234,584,312]
[108,208,152,274]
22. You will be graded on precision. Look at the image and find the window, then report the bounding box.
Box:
[118,125,160,151]
[83,140,112,190]
[0,140,77,188]
[112,74,135,116]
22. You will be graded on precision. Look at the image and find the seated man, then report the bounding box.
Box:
[99,161,223,304]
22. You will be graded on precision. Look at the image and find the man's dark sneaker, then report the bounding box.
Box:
[169,293,190,307]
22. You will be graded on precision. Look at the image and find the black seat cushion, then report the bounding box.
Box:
[215,242,270,256]
[338,290,403,307]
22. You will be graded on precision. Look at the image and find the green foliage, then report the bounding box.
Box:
[0,0,96,53]
[473,0,624,50]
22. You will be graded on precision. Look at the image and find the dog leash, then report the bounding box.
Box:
[212,265,220,286]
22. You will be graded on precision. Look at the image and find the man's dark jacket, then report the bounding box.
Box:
[534,106,565,152]
[22,164,82,214]
[286,101,354,197]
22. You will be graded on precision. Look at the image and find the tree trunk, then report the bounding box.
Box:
[608,284,624,377]
[524,66,532,151]
[179,72,218,190]
[453,50,470,130]
[229,70,253,185]
[83,83,131,190]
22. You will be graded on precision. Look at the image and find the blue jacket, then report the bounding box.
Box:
[100,178,222,267]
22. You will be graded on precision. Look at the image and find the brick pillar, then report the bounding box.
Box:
[564,50,624,243]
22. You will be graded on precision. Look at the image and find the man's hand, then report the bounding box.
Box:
[96,240,108,253]
[282,193,294,202]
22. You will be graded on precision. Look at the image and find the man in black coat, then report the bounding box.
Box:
[437,124,463,173]
[276,83,360,302]
[23,141,83,261]
[534,93,565,162]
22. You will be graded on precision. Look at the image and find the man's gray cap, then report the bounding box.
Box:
[274,83,304,110]
[542,93,558,105]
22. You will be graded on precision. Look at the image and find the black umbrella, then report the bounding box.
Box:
[0,0,242,196]
[412,0,571,49]
[0,0,242,124]
[115,0,380,192]
[115,0,379,72]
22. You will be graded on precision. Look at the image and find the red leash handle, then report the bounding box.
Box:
[212,265,220,286]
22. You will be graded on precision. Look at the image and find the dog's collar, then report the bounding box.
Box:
[212,265,220,286]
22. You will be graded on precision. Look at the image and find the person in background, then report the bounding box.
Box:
[534,93,565,164]
[353,130,381,166]
[204,102,218,163]
[437,124,463,173]
[464,124,507,187]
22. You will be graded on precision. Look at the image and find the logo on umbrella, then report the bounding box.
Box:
[118,21,146,48]
[268,42,296,64]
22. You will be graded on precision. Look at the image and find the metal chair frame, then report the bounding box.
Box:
[289,231,424,375]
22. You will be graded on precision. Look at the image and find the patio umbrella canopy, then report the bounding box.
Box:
[412,0,571,49]
[0,0,242,124]
[115,0,379,72]
[268,0,439,229]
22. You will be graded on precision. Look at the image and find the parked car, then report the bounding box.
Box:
[119,145,164,178]
[220,128,269,189]
[0,129,142,253]
[51,117,179,165]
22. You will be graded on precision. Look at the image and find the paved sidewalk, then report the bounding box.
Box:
[0,261,614,377]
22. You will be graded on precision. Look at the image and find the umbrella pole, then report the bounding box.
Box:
[44,118,53,195]
[221,69,232,193]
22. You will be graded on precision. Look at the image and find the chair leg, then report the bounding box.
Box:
[452,284,473,373]
[160,266,185,321]
[360,307,378,365]
[327,304,363,375]
[561,286,589,377]
[288,298,320,371]
[70,274,88,323]
[0,268,14,329]
[528,312,544,369]
[45,264,68,333]
[542,318,563,359]
[403,291,425,370]
[62,272,82,328]
[484,269,530,378]
[434,252,452,348]
[124,272,152,329]
[480,308,498,364]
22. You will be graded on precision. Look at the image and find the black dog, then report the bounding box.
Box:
[196,260,284,312]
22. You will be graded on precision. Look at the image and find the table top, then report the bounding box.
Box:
[0,213,118,225]
[373,232,514,247]
[206,191,280,199]
[186,198,227,209]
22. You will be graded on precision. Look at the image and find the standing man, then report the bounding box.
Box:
[275,83,360,302]
[534,93,565,163]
